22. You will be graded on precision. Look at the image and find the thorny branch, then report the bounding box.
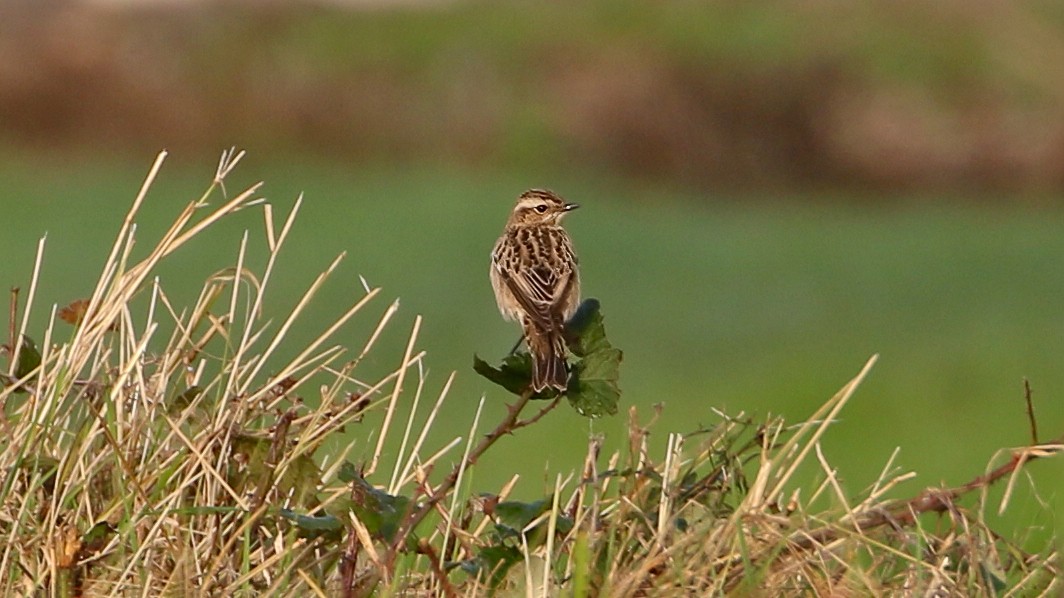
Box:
[717,380,1062,591]
[721,432,1064,590]
[416,538,459,598]
[382,391,563,569]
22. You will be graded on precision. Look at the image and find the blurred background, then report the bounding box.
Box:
[2,0,1063,545]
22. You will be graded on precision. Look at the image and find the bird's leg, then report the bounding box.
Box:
[507,334,526,356]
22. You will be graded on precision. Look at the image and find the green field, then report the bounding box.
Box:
[1,154,1061,547]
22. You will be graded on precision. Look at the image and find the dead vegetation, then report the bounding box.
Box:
[0,152,1058,596]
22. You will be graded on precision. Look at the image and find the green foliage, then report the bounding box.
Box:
[474,299,622,418]
[2,335,41,394]
[168,385,202,413]
[450,495,575,591]
[13,336,40,381]
[565,300,622,418]
[491,496,573,546]
[455,544,523,591]
[472,353,546,398]
[81,521,117,555]
[229,434,321,510]
[491,496,552,535]
[334,462,412,545]
[279,510,343,541]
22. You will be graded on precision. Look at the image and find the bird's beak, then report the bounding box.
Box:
[564,203,580,211]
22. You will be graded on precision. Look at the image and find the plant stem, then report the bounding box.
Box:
[385,390,561,562]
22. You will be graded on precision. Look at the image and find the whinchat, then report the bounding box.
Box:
[491,189,581,392]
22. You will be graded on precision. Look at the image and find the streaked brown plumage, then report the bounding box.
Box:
[491,189,581,392]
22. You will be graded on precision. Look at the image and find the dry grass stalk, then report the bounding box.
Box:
[0,152,1058,597]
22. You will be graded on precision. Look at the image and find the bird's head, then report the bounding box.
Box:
[507,189,579,227]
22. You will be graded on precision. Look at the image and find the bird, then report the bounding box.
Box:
[490,189,581,392]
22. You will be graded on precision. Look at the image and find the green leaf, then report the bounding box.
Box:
[568,350,622,417]
[283,452,323,508]
[81,521,117,555]
[342,466,412,544]
[475,298,621,414]
[4,336,42,393]
[471,544,523,589]
[565,301,621,418]
[280,509,344,540]
[229,434,322,510]
[337,460,360,483]
[564,298,602,348]
[491,496,574,549]
[473,353,558,400]
[473,353,529,395]
[169,386,202,413]
[14,336,41,379]
[493,497,551,534]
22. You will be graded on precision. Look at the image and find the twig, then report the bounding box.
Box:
[339,525,361,598]
[6,287,16,359]
[794,433,1063,551]
[722,433,1064,590]
[385,391,561,563]
[251,408,298,510]
[1023,378,1038,445]
[417,539,459,598]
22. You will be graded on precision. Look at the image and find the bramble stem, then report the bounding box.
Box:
[384,389,562,565]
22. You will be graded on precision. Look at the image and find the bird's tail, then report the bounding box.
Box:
[524,320,569,393]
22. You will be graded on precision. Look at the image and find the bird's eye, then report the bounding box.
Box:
[534,204,548,214]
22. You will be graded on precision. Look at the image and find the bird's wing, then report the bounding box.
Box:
[498,262,574,332]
